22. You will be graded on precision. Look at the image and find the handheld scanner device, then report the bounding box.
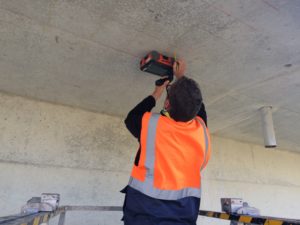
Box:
[140,51,175,86]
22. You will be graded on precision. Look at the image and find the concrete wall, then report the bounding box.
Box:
[0,92,299,225]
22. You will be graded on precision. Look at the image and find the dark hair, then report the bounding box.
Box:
[168,77,202,122]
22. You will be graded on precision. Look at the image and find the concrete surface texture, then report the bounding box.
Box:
[0,93,300,225]
[0,0,299,152]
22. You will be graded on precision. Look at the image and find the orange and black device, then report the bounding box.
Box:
[140,51,175,86]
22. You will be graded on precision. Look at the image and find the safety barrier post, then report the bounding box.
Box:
[57,212,66,225]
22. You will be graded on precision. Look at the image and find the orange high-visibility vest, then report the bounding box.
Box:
[128,112,211,200]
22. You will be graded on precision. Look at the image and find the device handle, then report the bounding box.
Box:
[155,77,171,86]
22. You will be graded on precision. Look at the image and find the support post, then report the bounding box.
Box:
[58,212,66,225]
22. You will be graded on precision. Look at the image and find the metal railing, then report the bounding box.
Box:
[0,206,299,225]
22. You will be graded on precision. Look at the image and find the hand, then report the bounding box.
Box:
[151,78,170,101]
[173,59,186,79]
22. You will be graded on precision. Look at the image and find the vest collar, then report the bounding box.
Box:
[160,109,194,125]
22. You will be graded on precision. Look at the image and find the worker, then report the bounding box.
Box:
[121,60,211,225]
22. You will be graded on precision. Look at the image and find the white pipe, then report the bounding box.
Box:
[260,106,277,148]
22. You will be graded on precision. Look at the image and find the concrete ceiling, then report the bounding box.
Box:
[0,0,300,153]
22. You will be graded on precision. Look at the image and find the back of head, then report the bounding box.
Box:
[168,77,202,122]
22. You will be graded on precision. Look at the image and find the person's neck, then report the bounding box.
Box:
[160,109,171,119]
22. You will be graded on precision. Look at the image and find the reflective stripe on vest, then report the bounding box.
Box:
[197,118,209,171]
[129,114,208,200]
